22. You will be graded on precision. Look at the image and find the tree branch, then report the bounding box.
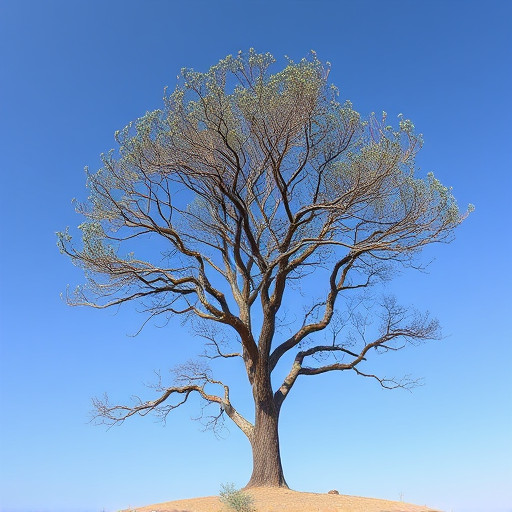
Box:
[92,365,254,439]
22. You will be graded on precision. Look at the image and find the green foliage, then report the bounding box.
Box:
[219,483,256,512]
[58,49,472,312]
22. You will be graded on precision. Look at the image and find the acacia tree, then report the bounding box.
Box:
[58,50,471,488]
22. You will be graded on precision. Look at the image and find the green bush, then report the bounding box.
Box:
[219,482,256,512]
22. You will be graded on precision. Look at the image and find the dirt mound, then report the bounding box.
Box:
[122,487,442,512]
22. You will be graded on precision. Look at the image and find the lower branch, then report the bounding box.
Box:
[92,368,254,439]
[92,385,202,425]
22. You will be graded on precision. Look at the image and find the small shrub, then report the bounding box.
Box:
[219,482,255,512]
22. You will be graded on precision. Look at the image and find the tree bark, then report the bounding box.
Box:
[245,375,288,488]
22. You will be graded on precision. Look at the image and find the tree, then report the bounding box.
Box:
[58,50,471,488]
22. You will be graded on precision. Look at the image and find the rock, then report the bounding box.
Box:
[328,489,339,495]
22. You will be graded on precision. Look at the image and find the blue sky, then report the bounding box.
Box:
[0,1,511,512]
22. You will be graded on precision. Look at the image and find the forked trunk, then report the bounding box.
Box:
[245,398,288,488]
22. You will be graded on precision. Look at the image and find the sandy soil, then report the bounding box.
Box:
[121,487,442,512]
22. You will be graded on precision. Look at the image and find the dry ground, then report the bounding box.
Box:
[121,487,442,512]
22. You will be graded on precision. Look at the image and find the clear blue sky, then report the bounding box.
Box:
[1,1,511,512]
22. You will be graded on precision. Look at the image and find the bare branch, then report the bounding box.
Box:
[274,296,439,409]
[351,368,422,391]
[92,361,254,439]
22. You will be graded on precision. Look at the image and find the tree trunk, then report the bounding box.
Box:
[245,396,288,488]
